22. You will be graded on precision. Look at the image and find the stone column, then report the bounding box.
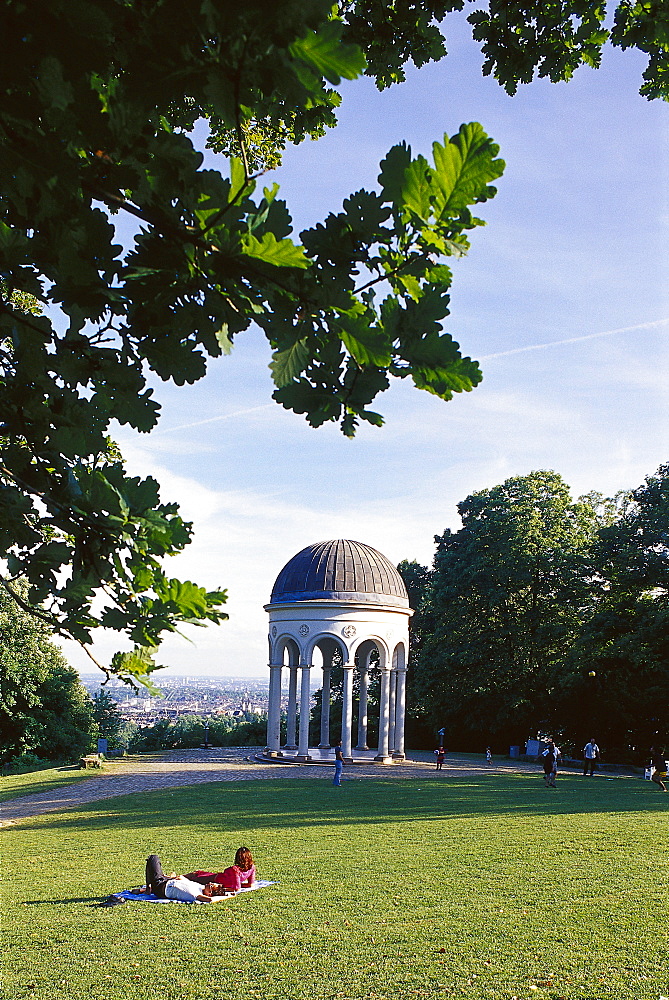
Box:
[265,663,283,755]
[319,666,331,748]
[341,663,354,761]
[285,664,298,750]
[388,670,397,753]
[355,664,369,750]
[296,663,312,761]
[393,668,407,759]
[374,667,392,762]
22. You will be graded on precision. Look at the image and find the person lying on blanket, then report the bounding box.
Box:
[144,854,221,903]
[185,846,256,894]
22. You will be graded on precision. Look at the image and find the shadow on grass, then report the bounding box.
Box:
[0,767,102,804]
[0,755,173,804]
[5,772,667,838]
[23,897,103,905]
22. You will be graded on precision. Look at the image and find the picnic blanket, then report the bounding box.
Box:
[114,879,277,904]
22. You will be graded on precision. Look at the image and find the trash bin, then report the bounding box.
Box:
[509,745,520,758]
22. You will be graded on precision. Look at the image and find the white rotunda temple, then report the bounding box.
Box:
[263,539,412,764]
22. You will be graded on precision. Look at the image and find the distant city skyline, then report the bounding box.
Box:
[79,673,267,684]
[63,14,668,684]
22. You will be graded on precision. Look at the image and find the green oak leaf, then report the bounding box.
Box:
[404,330,461,369]
[290,21,366,85]
[412,356,483,397]
[341,189,390,237]
[402,155,432,220]
[270,339,310,387]
[242,232,309,268]
[156,577,228,620]
[378,142,413,204]
[139,338,207,385]
[431,123,505,217]
[273,380,342,425]
[76,469,128,517]
[337,311,392,367]
[229,156,254,201]
[110,647,163,692]
[396,274,422,301]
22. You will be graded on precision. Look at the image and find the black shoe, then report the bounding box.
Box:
[98,894,127,907]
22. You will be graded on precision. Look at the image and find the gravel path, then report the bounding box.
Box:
[0,749,542,825]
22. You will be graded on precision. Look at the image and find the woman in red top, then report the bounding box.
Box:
[185,846,256,894]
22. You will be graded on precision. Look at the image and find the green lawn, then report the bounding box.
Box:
[2,772,668,1000]
[0,764,101,803]
[0,755,163,803]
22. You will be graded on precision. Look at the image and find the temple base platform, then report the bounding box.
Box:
[255,747,405,766]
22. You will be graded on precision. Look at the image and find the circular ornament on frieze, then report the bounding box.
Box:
[299,624,309,636]
[342,624,357,638]
[272,626,277,637]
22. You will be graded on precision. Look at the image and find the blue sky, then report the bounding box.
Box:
[65,15,668,681]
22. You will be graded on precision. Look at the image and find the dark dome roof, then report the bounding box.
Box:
[269,540,409,608]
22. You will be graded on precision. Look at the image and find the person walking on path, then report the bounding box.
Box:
[332,740,344,786]
[486,747,492,764]
[434,746,446,770]
[541,741,560,787]
[582,738,600,776]
[649,748,668,791]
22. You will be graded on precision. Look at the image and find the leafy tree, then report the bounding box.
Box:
[339,0,669,100]
[397,558,431,611]
[415,471,600,748]
[91,689,125,750]
[466,0,669,101]
[128,712,268,750]
[596,462,669,596]
[0,0,504,684]
[214,0,669,165]
[117,718,139,752]
[26,665,97,762]
[397,557,432,665]
[0,580,95,761]
[221,714,268,747]
[563,598,669,758]
[397,558,436,746]
[128,719,175,753]
[565,463,669,754]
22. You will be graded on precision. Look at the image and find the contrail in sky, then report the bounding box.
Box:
[150,318,669,433]
[155,403,274,435]
[478,318,669,360]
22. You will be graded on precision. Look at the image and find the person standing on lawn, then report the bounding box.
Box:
[333,739,344,786]
[541,741,560,787]
[582,738,600,776]
[649,748,668,791]
[434,746,446,770]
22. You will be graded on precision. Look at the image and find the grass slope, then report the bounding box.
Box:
[0,755,165,803]
[2,772,668,1000]
[0,766,100,803]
